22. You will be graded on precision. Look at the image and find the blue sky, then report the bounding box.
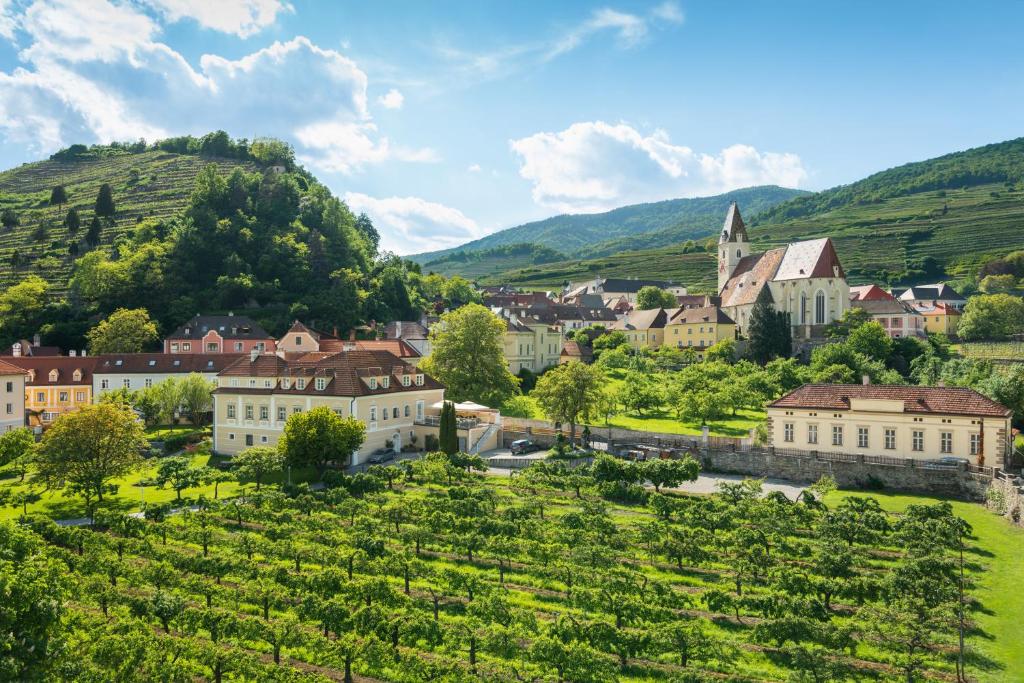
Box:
[1,1,1022,254]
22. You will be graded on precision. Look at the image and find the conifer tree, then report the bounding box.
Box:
[94,183,116,217]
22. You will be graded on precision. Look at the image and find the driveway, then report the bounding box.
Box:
[670,471,806,498]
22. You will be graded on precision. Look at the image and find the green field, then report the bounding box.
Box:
[487,182,1024,291]
[6,454,1019,681]
[0,150,253,291]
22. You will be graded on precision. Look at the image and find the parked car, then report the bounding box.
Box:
[510,439,540,455]
[367,448,395,464]
[922,456,969,469]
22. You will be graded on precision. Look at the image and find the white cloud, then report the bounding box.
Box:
[376,88,404,110]
[0,1,431,175]
[343,192,482,255]
[548,8,648,59]
[0,0,18,39]
[510,121,807,213]
[144,0,291,37]
[651,2,684,24]
[467,163,481,173]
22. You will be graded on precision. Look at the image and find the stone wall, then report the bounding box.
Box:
[985,474,1024,525]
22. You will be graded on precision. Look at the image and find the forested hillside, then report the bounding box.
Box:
[0,133,456,351]
[482,138,1024,292]
[412,185,807,265]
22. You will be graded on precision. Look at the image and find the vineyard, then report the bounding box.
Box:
[6,452,1005,682]
[0,150,253,291]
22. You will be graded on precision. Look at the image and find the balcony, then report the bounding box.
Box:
[416,415,481,430]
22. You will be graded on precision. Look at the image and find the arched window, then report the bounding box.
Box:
[799,293,807,325]
[736,248,742,258]
[815,291,826,325]
[393,407,400,419]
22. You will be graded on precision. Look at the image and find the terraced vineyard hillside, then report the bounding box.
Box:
[0,150,253,291]
[491,181,1024,291]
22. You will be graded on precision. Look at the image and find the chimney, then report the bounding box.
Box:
[32,333,40,347]
[396,321,402,338]
[861,374,870,385]
[250,348,260,362]
[11,343,20,357]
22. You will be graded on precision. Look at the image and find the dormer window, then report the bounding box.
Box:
[249,379,256,388]
[381,376,390,389]
[115,359,123,366]
[282,379,291,390]
[402,375,411,387]
[296,378,306,390]
[315,377,327,391]
[148,360,156,366]
[415,374,424,386]
[73,369,82,382]
[48,369,58,383]
[369,378,377,390]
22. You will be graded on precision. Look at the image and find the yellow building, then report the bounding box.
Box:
[914,303,961,336]
[500,313,563,373]
[6,356,96,427]
[768,384,1013,467]
[610,308,668,350]
[0,360,27,431]
[664,306,736,359]
[212,349,449,463]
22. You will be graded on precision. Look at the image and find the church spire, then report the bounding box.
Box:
[720,202,748,243]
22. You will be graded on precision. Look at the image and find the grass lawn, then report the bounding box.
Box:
[144,424,210,441]
[825,489,1024,682]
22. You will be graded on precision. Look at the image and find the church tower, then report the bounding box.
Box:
[718,202,750,293]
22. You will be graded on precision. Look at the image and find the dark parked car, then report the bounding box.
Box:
[510,439,540,455]
[367,448,395,464]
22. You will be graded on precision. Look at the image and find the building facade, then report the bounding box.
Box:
[610,308,668,350]
[768,384,1013,467]
[164,314,277,354]
[497,312,563,373]
[93,353,243,399]
[664,306,736,357]
[211,350,445,463]
[0,360,27,431]
[849,286,925,338]
[718,203,849,339]
[5,356,97,427]
[915,302,962,336]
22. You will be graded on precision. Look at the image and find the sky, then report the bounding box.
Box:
[1,1,1023,255]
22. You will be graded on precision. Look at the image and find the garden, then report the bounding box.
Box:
[5,447,1019,682]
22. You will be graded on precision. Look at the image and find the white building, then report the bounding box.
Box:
[93,353,243,398]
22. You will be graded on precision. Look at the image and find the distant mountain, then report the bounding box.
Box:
[411,185,808,266]
[480,137,1024,292]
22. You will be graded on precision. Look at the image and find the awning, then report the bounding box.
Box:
[429,400,494,411]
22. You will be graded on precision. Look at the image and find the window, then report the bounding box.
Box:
[382,377,390,389]
[170,343,179,352]
[370,406,377,422]
[183,343,191,351]
[230,378,239,387]
[261,435,268,443]
[3,403,9,415]
[207,343,218,352]
[101,379,109,390]
[75,391,85,402]
[382,408,388,421]
[293,406,301,414]
[315,377,326,391]
[295,336,302,345]
[807,424,818,444]
[59,391,68,402]
[245,404,253,420]
[402,375,411,387]
[799,293,807,325]
[48,370,58,383]
[912,430,924,452]
[228,433,235,440]
[831,425,843,446]
[249,379,256,388]
[36,391,45,403]
[296,379,306,390]
[123,378,131,388]
[145,378,153,388]
[277,407,286,421]
[940,431,952,454]
[783,423,794,442]
[235,342,243,352]
[857,427,869,449]
[4,382,10,392]
[245,434,253,446]
[369,378,377,390]
[416,400,424,422]
[227,404,236,419]
[815,291,826,325]
[257,343,265,351]
[970,434,980,456]
[392,407,399,419]
[884,428,896,450]
[259,406,269,420]
[404,405,410,417]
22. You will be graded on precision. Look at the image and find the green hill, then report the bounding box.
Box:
[412,185,807,266]
[420,243,567,279]
[481,137,1024,292]
[0,146,256,291]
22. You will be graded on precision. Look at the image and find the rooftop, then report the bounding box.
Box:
[769,383,1011,418]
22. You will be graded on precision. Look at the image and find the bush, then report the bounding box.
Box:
[424,433,439,451]
[597,480,649,504]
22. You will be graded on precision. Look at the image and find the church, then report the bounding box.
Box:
[717,202,848,340]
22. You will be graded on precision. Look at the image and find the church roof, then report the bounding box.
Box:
[718,248,786,308]
[720,202,748,243]
[774,238,845,281]
[719,238,845,308]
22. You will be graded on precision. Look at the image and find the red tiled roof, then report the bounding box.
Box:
[849,284,894,302]
[560,341,593,359]
[769,384,1011,418]
[215,350,442,398]
[94,353,244,374]
[3,356,98,386]
[0,359,28,375]
[719,248,786,307]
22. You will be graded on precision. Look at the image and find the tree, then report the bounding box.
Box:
[957,294,1024,340]
[35,402,147,506]
[438,401,458,455]
[532,361,606,444]
[0,275,49,342]
[979,273,1017,294]
[0,428,34,469]
[747,287,791,364]
[279,405,365,475]
[95,183,116,217]
[233,446,284,491]
[85,215,102,246]
[64,207,80,234]
[642,457,699,492]
[705,338,736,363]
[421,303,519,407]
[826,307,871,339]
[635,286,677,310]
[847,321,893,363]
[49,184,67,208]
[178,373,215,426]
[86,307,159,354]
[617,371,662,416]
[0,209,18,230]
[156,456,204,500]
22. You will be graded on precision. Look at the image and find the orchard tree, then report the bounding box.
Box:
[421,303,519,407]
[233,446,285,491]
[86,307,159,354]
[847,320,893,363]
[0,427,34,469]
[532,361,606,445]
[35,402,147,506]
[279,405,366,475]
[642,457,699,492]
[636,286,677,310]
[155,456,204,500]
[178,373,216,426]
